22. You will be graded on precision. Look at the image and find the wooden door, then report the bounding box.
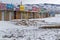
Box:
[16,12,21,19]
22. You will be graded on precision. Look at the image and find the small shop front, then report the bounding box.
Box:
[39,8,49,18]
[4,11,14,21]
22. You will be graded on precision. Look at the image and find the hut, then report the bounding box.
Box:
[0,3,7,21]
[14,7,20,19]
[14,5,25,19]
[39,8,49,18]
[5,3,14,21]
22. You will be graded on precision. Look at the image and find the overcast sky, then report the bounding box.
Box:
[0,0,60,5]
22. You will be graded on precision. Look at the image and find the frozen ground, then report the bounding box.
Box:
[0,14,60,40]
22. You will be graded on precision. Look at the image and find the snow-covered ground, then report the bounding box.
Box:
[0,14,60,40]
[28,14,60,23]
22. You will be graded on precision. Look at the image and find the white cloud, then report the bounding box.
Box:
[0,0,60,4]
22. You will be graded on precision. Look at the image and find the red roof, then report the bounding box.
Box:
[32,7,39,11]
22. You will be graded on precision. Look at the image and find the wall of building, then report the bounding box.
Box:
[0,11,2,20]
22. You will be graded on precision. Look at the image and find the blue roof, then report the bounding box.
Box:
[6,4,14,9]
